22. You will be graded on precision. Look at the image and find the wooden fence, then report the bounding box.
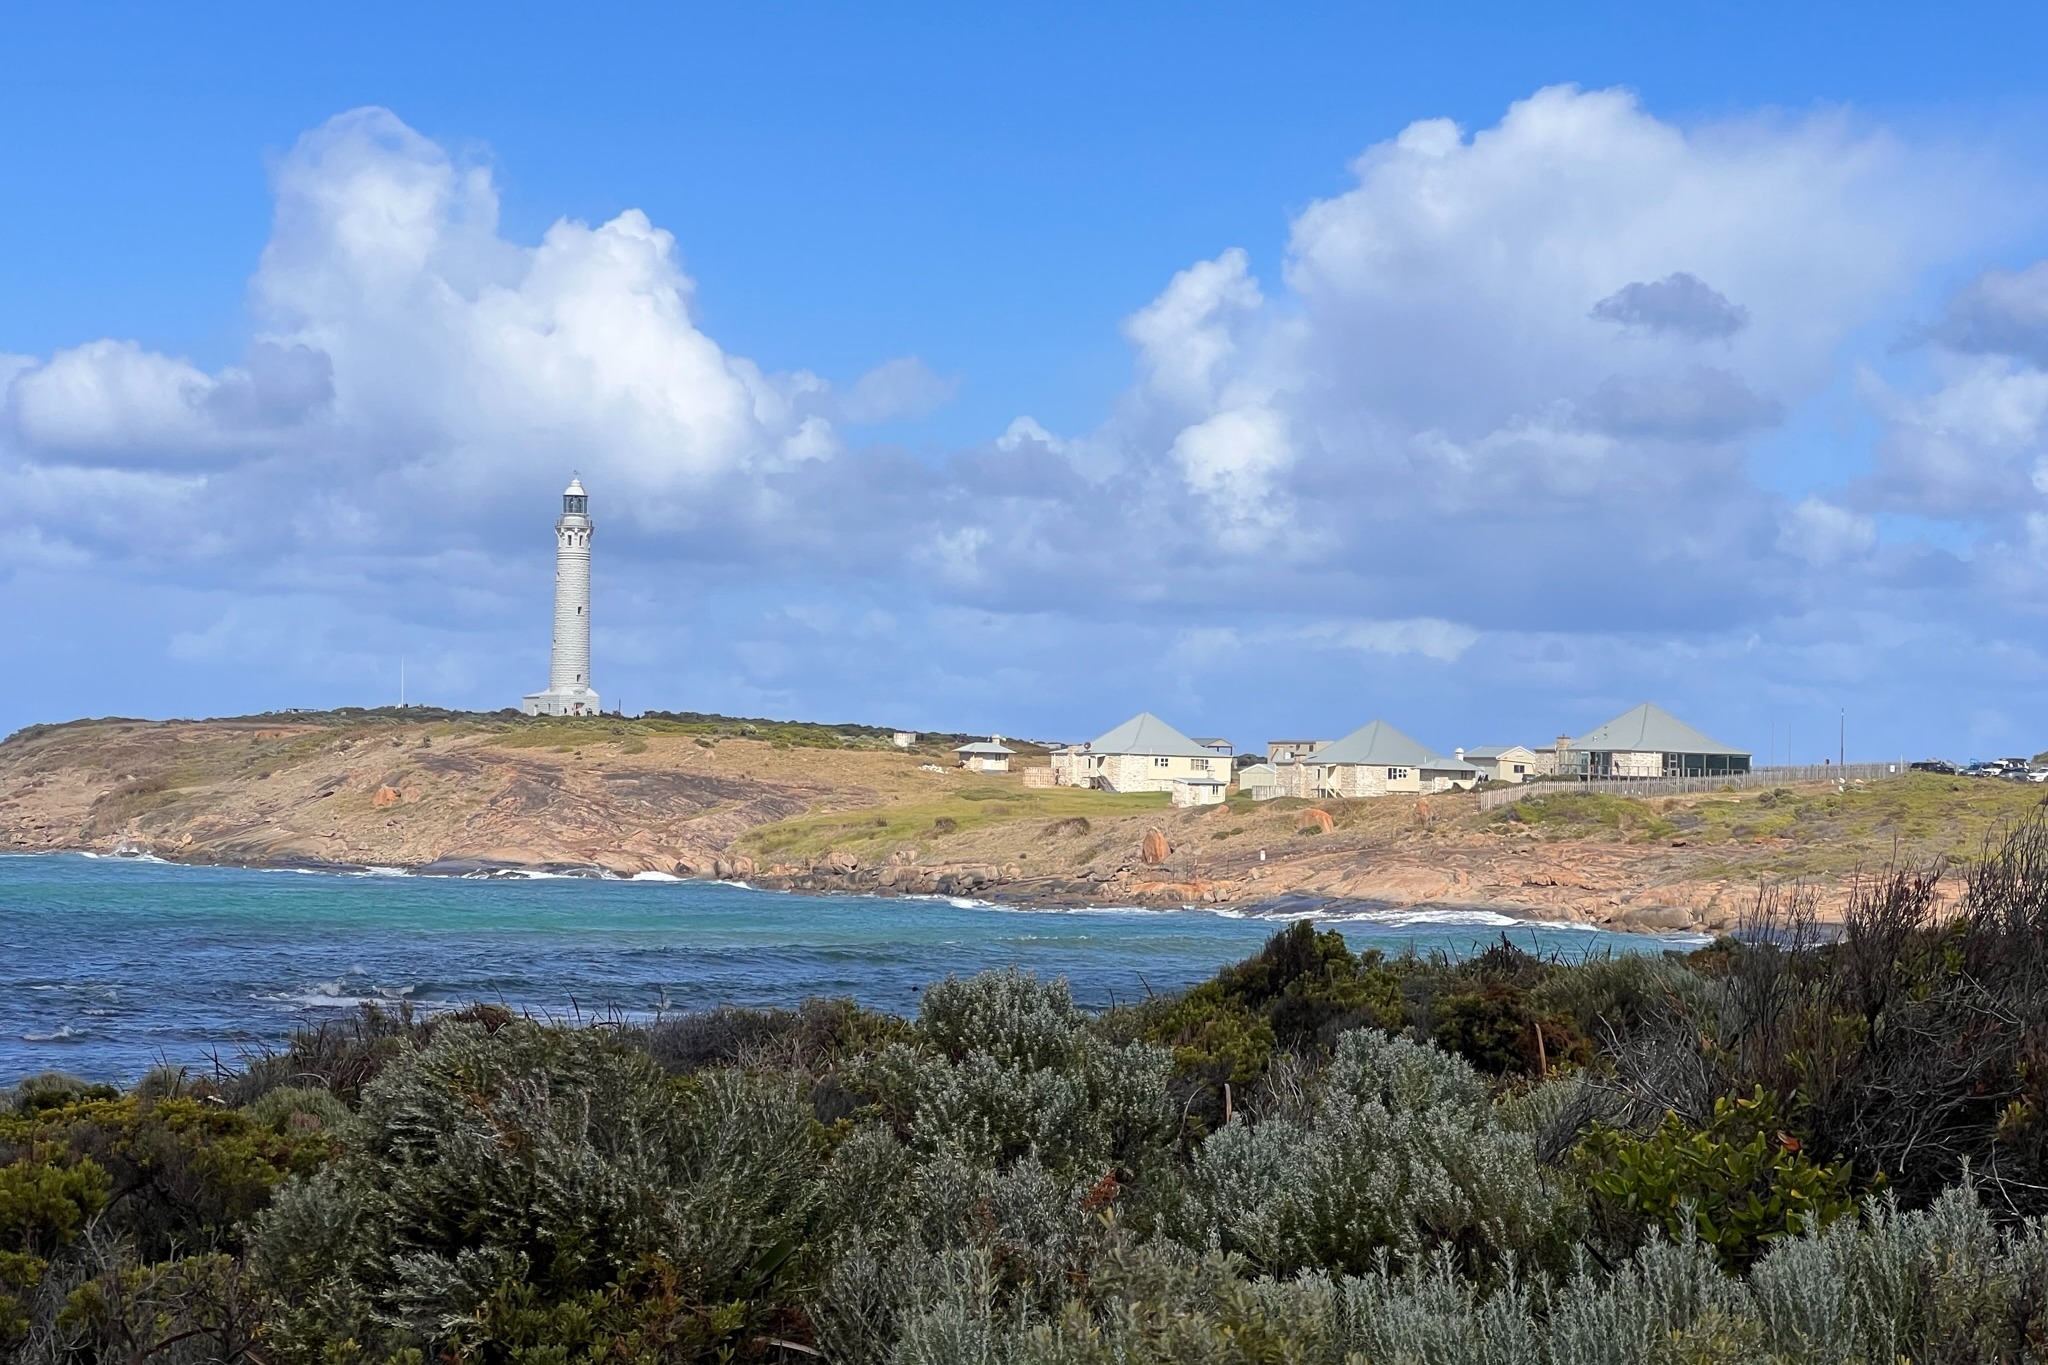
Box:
[1476,763,1903,811]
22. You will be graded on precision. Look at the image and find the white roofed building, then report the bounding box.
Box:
[955,740,1015,774]
[1050,712,1226,793]
[1236,762,1282,799]
[1561,703,1751,779]
[1460,745,1545,783]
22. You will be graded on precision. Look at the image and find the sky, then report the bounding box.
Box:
[6,3,2048,761]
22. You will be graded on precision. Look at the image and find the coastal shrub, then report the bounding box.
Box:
[1125,921,1410,1128]
[242,1084,356,1138]
[0,1095,330,1264]
[1579,1086,1857,1269]
[636,996,908,1076]
[1186,1029,1581,1277]
[1430,984,1590,1078]
[0,1093,327,1360]
[0,1153,110,1349]
[3,1072,117,1114]
[228,1000,436,1105]
[856,970,1176,1180]
[249,1019,823,1362]
[1527,947,1716,1043]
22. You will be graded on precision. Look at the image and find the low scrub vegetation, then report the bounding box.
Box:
[1500,771,2047,869]
[19,819,2048,1360]
[741,787,1166,862]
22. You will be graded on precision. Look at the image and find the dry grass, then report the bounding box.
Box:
[738,782,1168,861]
[1492,773,2048,878]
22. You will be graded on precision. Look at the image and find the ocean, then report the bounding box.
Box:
[1,852,1694,1082]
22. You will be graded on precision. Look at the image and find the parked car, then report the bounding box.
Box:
[2028,768,2048,784]
[1910,759,1958,774]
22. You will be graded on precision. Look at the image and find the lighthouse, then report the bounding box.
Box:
[520,477,602,717]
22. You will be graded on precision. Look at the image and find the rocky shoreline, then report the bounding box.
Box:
[47,842,1676,936]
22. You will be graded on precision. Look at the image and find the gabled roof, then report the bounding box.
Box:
[1573,703,1747,757]
[1238,762,1278,776]
[1309,720,1442,769]
[1463,745,1538,761]
[1085,711,1212,758]
[955,741,1014,755]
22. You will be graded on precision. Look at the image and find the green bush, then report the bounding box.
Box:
[250,1020,822,1362]
[1579,1086,1857,1269]
[1187,1030,1581,1276]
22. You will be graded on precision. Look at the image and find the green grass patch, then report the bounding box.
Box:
[1496,774,2048,868]
[739,786,1167,860]
[1494,792,1680,842]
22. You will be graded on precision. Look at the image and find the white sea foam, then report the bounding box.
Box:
[264,977,419,1010]
[22,1025,85,1042]
[80,848,172,864]
[630,870,683,882]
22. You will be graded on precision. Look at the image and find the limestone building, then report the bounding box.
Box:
[1558,703,1750,779]
[1050,712,1224,793]
[1276,720,1479,798]
[521,477,602,717]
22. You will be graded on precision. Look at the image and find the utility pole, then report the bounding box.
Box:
[1839,709,1845,768]
[400,657,406,709]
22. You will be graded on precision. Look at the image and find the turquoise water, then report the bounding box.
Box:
[0,852,1687,1082]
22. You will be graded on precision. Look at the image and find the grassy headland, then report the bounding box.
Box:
[3,709,2044,931]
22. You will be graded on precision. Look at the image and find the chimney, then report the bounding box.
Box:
[1454,748,1464,761]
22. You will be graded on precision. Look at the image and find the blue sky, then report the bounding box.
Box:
[6,3,2048,760]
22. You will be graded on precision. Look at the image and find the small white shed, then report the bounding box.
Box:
[955,740,1015,774]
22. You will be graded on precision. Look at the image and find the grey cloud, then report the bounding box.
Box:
[205,343,335,428]
[1591,272,1750,340]
[1579,367,1782,441]
[1924,262,2048,367]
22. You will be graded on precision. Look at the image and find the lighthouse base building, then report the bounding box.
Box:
[522,686,601,718]
[521,477,603,717]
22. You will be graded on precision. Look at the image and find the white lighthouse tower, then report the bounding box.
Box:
[520,477,602,717]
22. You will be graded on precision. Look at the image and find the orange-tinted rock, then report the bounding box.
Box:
[372,785,402,809]
[1140,829,1170,864]
[1300,808,1335,834]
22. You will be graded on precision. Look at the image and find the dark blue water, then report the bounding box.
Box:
[0,853,1689,1082]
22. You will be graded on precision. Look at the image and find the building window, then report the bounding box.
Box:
[1154,757,1170,768]
[1387,768,1409,780]
[1512,764,1525,774]
[1192,757,1210,771]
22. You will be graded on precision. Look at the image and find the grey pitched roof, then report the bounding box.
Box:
[955,741,1014,755]
[1085,712,1212,758]
[1573,703,1747,757]
[1309,720,1440,768]
[1462,745,1511,760]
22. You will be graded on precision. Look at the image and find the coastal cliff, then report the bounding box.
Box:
[1,710,2035,934]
